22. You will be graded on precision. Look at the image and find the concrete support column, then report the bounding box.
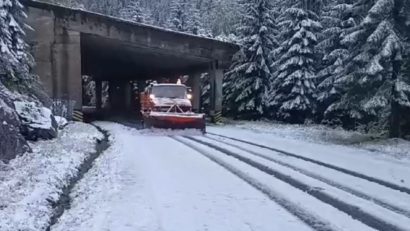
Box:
[95,80,102,110]
[25,8,56,99]
[125,81,132,111]
[209,61,224,122]
[52,29,82,111]
[191,72,201,112]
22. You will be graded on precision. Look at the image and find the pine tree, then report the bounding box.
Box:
[166,0,207,35]
[186,4,207,36]
[167,0,187,32]
[269,0,322,123]
[224,0,278,119]
[83,0,126,16]
[119,0,152,24]
[329,0,410,136]
[316,0,355,123]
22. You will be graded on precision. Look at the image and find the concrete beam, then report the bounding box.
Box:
[23,0,238,68]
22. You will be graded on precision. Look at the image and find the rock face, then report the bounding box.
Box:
[14,101,58,141]
[0,98,31,162]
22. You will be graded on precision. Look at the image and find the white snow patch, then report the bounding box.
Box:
[225,120,375,145]
[139,128,204,136]
[0,123,103,231]
[354,138,410,160]
[14,101,54,130]
[208,125,410,188]
[54,116,68,129]
[219,120,410,160]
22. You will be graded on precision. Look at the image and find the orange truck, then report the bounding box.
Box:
[140,81,206,132]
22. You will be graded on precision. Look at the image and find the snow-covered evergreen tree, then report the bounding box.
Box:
[316,0,355,122]
[186,5,207,36]
[326,0,410,135]
[119,0,152,24]
[224,0,278,119]
[82,0,126,16]
[167,0,187,32]
[166,0,208,36]
[269,1,321,123]
[0,0,32,85]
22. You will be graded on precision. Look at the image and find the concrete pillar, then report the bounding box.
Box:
[125,81,132,111]
[52,29,82,110]
[95,80,102,110]
[25,7,56,99]
[191,72,201,112]
[209,61,224,114]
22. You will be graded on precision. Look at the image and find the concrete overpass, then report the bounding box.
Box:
[23,0,237,119]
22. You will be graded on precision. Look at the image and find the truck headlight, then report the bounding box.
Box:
[187,94,192,100]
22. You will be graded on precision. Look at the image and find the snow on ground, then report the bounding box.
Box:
[53,122,312,231]
[179,137,378,231]
[208,125,410,188]
[205,133,410,213]
[223,120,410,160]
[356,138,410,160]
[191,136,410,230]
[139,128,203,136]
[0,123,103,231]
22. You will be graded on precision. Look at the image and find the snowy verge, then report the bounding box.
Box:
[217,120,410,160]
[0,122,103,231]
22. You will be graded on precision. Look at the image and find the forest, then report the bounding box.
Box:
[2,0,410,138]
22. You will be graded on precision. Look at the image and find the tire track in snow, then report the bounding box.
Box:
[207,132,410,195]
[204,135,410,219]
[172,137,336,231]
[186,136,407,231]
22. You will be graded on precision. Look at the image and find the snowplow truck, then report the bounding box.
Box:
[140,81,206,132]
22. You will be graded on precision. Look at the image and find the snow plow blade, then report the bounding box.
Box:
[144,112,206,132]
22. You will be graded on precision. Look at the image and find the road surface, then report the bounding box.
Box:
[52,122,410,231]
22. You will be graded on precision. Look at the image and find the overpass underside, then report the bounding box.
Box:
[24,0,236,121]
[81,34,221,119]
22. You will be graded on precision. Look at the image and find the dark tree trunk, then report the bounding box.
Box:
[390,58,402,138]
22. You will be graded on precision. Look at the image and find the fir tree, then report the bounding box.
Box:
[167,0,187,32]
[269,1,321,123]
[167,0,207,36]
[186,5,207,36]
[84,0,126,16]
[119,0,152,24]
[316,0,355,123]
[224,0,278,119]
[330,0,410,136]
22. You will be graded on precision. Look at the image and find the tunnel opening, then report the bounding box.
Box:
[80,33,210,122]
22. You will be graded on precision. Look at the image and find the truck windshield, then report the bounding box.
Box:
[151,85,187,99]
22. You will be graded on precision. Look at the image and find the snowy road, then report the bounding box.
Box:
[53,122,410,231]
